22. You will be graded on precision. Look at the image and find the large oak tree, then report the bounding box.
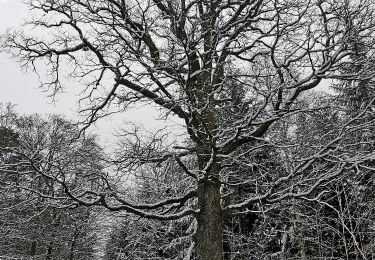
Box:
[2,0,375,259]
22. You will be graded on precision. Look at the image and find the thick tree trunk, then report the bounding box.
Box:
[196,176,223,260]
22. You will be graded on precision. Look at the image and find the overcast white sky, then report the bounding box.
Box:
[0,0,177,146]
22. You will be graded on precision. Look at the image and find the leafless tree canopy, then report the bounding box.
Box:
[2,0,375,259]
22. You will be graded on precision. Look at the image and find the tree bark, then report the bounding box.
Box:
[196,170,223,260]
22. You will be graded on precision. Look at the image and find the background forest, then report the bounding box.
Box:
[1,83,374,259]
[1,0,375,259]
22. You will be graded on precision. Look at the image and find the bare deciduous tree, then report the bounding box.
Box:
[2,0,375,259]
[0,112,101,259]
